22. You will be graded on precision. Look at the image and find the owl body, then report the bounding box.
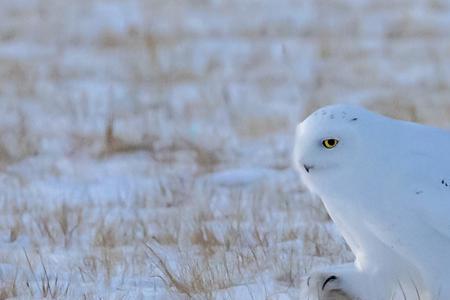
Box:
[294,105,450,299]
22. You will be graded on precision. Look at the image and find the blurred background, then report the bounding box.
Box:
[0,0,449,299]
[3,0,450,164]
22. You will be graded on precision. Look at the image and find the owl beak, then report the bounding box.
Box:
[303,164,314,173]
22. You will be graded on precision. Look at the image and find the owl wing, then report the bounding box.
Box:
[393,123,450,241]
[402,147,450,243]
[412,179,450,241]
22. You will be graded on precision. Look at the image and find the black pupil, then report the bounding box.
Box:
[326,139,336,147]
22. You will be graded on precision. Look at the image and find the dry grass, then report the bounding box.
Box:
[0,173,339,298]
[23,250,70,299]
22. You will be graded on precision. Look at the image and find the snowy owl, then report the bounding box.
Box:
[294,104,450,300]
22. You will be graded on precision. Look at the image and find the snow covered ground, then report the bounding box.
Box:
[0,0,450,298]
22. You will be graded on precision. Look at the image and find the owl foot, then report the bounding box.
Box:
[307,271,354,300]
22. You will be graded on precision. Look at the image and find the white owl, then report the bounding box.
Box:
[294,104,450,300]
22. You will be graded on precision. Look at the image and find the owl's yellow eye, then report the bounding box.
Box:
[322,139,339,149]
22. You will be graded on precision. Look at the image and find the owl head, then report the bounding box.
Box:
[293,104,388,198]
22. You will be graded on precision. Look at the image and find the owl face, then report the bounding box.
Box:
[293,105,366,196]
